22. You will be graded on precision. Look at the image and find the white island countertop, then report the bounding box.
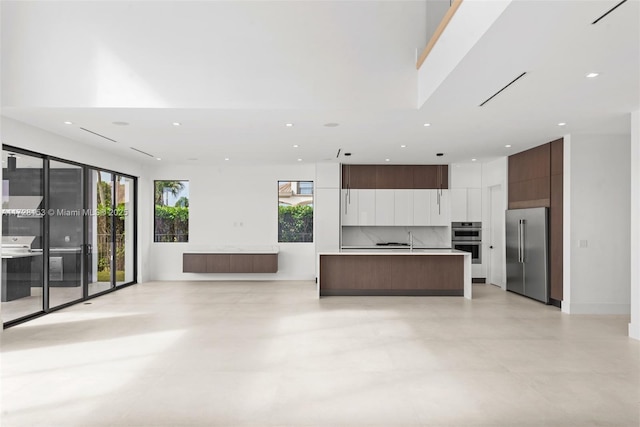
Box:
[325,249,469,255]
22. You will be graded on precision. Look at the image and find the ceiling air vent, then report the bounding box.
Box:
[130,147,156,158]
[479,72,527,107]
[592,0,627,25]
[79,127,118,143]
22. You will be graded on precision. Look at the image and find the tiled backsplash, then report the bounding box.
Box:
[341,226,450,248]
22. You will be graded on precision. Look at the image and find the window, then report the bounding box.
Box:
[154,180,189,242]
[278,181,313,242]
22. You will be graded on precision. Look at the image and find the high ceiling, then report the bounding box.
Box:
[2,0,639,166]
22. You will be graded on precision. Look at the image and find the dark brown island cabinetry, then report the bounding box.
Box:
[508,138,563,302]
[319,254,464,296]
[342,165,448,189]
[183,253,278,273]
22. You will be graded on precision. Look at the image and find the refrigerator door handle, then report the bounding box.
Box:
[517,220,522,263]
[521,219,526,262]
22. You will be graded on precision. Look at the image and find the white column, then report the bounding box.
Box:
[562,135,572,313]
[630,111,640,340]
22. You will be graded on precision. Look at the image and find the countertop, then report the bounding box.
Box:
[2,252,44,259]
[341,245,452,250]
[184,246,279,254]
[322,249,470,256]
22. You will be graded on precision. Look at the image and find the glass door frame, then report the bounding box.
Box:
[2,144,138,328]
[84,169,138,297]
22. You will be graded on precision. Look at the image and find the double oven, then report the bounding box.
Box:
[451,222,482,264]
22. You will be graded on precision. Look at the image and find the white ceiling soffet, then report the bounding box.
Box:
[1,0,639,165]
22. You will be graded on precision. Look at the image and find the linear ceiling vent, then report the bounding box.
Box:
[592,0,627,25]
[130,147,156,158]
[79,127,118,143]
[479,72,527,107]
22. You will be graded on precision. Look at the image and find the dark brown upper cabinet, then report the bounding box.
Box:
[508,144,551,208]
[342,165,448,189]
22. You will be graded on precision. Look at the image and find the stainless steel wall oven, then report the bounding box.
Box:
[451,222,482,264]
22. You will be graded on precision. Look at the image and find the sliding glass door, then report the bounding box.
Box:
[2,144,137,328]
[88,170,114,296]
[115,175,135,286]
[48,160,84,308]
[1,150,45,323]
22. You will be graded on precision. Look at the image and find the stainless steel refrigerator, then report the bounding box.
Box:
[506,207,549,303]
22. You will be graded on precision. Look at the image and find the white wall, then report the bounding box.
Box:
[1,117,151,283]
[565,133,631,314]
[147,162,317,281]
[630,111,640,339]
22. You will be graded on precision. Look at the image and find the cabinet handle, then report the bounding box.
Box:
[345,191,348,215]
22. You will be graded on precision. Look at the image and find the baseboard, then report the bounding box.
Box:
[629,322,640,340]
[563,302,631,315]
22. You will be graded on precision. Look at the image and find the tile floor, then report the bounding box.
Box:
[1,281,638,427]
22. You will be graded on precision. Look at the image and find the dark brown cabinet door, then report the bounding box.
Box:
[230,255,253,273]
[342,165,377,189]
[375,165,414,189]
[183,254,208,272]
[550,138,564,301]
[252,254,278,273]
[207,255,231,273]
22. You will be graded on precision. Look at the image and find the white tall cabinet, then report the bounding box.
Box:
[451,188,482,222]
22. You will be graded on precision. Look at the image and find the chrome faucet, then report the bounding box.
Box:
[408,231,414,252]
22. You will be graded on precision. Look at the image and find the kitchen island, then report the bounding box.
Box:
[318,249,472,299]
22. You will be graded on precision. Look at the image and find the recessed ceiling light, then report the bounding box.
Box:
[471,158,477,162]
[156,158,161,161]
[112,121,129,126]
[324,123,340,127]
[64,121,73,125]
[172,122,181,126]
[423,123,431,127]
[224,157,230,161]
[505,144,512,148]
[297,158,303,162]
[586,72,600,78]
[385,158,390,162]
[558,122,566,126]
[400,145,407,148]
[286,123,294,127]
[293,144,299,148]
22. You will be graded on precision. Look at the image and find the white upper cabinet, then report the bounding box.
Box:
[394,190,413,225]
[375,190,394,226]
[341,189,359,225]
[450,189,467,222]
[359,190,376,225]
[430,189,451,226]
[413,190,431,225]
[450,188,482,222]
[467,188,482,222]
